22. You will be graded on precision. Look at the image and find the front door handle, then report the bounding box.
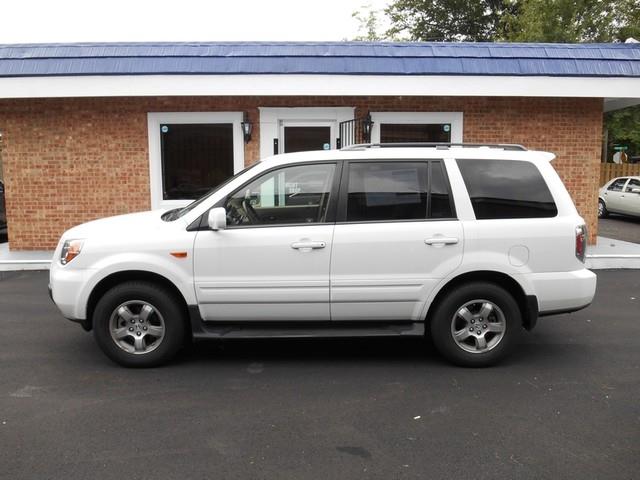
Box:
[425,237,459,246]
[291,241,326,250]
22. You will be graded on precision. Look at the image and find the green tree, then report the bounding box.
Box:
[352,5,386,41]
[351,0,640,42]
[502,0,640,42]
[605,106,640,161]
[384,0,515,41]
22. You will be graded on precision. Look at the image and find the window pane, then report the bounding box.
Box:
[457,159,557,219]
[430,162,453,218]
[626,179,640,191]
[226,164,335,226]
[347,162,428,222]
[380,124,451,143]
[284,126,331,153]
[161,123,234,200]
[608,178,628,191]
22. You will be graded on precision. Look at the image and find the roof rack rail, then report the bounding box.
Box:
[341,142,528,151]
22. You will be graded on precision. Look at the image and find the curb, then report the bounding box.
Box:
[585,254,640,270]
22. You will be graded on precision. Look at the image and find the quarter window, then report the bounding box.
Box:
[225,163,335,226]
[457,159,557,219]
[608,178,628,192]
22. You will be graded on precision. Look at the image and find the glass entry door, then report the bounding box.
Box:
[280,122,334,154]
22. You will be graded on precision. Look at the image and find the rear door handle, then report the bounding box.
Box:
[424,237,459,246]
[291,241,326,250]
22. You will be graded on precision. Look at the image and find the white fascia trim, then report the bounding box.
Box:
[147,112,244,210]
[370,112,463,143]
[0,74,639,99]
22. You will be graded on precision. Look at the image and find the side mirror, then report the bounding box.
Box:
[631,188,640,194]
[207,207,227,231]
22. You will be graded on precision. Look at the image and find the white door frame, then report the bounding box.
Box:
[279,120,336,154]
[147,111,245,210]
[370,112,464,144]
[259,107,355,159]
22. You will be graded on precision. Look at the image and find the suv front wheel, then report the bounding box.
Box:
[430,282,522,367]
[92,281,186,367]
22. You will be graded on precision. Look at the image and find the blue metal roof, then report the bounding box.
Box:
[0,41,638,77]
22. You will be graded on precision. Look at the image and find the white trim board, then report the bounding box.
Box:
[0,75,638,99]
[147,112,244,210]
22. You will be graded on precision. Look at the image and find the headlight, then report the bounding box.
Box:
[61,239,84,265]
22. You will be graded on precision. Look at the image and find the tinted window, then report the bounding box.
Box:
[160,123,234,200]
[225,163,335,226]
[624,179,640,192]
[380,124,451,143]
[430,162,453,218]
[608,178,628,192]
[346,162,428,222]
[457,159,557,219]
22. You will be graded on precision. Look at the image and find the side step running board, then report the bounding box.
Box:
[189,317,424,341]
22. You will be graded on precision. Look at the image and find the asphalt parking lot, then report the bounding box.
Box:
[599,214,640,244]
[1,270,639,480]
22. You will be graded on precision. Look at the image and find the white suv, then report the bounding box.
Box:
[50,144,596,368]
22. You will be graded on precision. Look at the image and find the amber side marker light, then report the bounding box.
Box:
[170,252,188,259]
[61,239,84,265]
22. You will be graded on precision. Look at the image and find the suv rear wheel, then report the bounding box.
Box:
[92,281,186,367]
[430,282,522,367]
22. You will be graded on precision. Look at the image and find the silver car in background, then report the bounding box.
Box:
[599,176,640,218]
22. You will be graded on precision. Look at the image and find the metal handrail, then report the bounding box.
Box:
[341,142,528,151]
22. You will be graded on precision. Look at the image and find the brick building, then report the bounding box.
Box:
[0,41,638,250]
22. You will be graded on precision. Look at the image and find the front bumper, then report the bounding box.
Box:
[49,262,94,321]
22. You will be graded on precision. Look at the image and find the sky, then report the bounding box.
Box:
[0,0,391,44]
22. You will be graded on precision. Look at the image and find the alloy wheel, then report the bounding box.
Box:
[450,299,506,354]
[109,300,166,355]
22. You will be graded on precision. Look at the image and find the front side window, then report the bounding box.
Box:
[457,159,558,219]
[225,163,336,226]
[346,162,429,222]
[608,178,628,192]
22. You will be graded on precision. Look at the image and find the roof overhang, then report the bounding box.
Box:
[0,74,638,101]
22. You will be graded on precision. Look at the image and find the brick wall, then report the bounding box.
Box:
[0,96,602,250]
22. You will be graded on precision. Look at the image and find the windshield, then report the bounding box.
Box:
[162,163,260,221]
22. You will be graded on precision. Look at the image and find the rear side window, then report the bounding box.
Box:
[347,162,428,222]
[344,161,454,222]
[457,159,557,219]
[626,179,640,192]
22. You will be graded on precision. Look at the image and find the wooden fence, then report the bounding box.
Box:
[599,163,640,186]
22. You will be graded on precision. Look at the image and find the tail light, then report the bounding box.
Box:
[575,225,587,263]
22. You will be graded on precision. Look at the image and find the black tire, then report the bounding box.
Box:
[430,282,522,367]
[92,281,186,367]
[598,199,608,219]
